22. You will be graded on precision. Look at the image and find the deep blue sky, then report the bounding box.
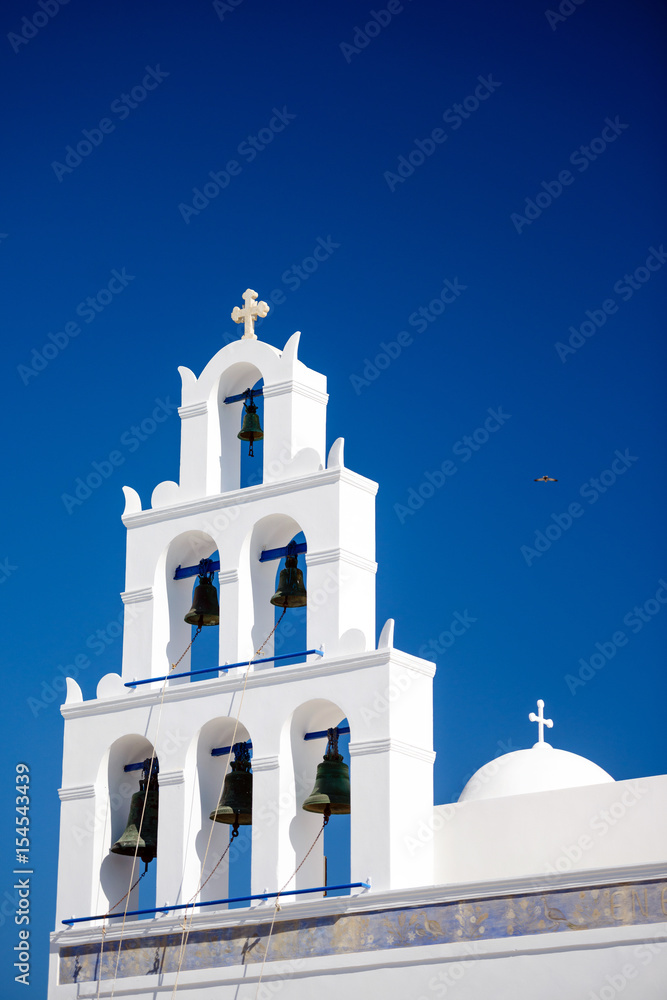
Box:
[2,0,666,993]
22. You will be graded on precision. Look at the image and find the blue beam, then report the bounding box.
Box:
[123,759,159,775]
[304,726,350,741]
[61,882,372,924]
[259,542,307,562]
[211,739,252,757]
[223,387,264,405]
[173,557,219,581]
[124,648,324,687]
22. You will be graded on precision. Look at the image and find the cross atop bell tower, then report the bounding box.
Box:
[231,287,270,340]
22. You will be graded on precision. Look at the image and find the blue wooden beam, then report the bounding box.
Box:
[62,882,372,924]
[124,648,324,688]
[259,541,307,562]
[304,725,350,741]
[174,557,219,581]
[211,739,252,757]
[223,387,264,405]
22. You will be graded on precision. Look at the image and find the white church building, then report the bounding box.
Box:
[49,291,667,998]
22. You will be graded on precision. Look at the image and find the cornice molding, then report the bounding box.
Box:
[306,547,377,574]
[58,784,96,802]
[349,739,436,764]
[122,467,378,529]
[263,380,329,406]
[61,648,434,720]
[178,401,208,419]
[120,587,153,604]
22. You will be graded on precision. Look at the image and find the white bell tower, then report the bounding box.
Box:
[49,290,436,997]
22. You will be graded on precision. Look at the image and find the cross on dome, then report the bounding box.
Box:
[529,699,553,747]
[231,288,270,340]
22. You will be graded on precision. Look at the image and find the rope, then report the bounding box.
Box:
[94,867,148,996]
[169,608,288,998]
[100,628,202,999]
[254,811,330,998]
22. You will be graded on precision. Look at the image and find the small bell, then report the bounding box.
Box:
[184,572,220,627]
[210,743,252,826]
[237,396,263,457]
[110,763,159,864]
[270,552,307,609]
[302,729,350,816]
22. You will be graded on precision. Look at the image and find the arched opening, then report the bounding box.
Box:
[157,531,221,684]
[239,514,307,666]
[321,720,350,896]
[272,530,307,666]
[283,701,351,900]
[217,363,264,493]
[186,549,220,681]
[195,718,253,908]
[239,378,264,490]
[99,736,158,922]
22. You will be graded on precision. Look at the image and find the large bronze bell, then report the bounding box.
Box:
[184,573,220,627]
[110,770,159,864]
[302,729,350,816]
[270,553,307,609]
[238,399,263,457]
[210,743,252,826]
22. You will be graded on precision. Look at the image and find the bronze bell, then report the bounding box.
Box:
[210,743,252,826]
[184,573,219,627]
[238,399,263,457]
[110,770,159,864]
[270,553,307,609]
[303,729,350,816]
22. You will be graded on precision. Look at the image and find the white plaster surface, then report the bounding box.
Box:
[459,742,614,802]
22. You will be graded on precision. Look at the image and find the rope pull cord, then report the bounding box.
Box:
[102,623,205,999]
[171,624,202,672]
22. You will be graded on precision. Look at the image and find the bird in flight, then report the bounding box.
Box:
[534,475,558,482]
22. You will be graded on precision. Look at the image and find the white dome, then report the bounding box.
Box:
[458,742,614,802]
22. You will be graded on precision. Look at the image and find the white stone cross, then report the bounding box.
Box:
[529,699,553,746]
[231,288,270,340]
